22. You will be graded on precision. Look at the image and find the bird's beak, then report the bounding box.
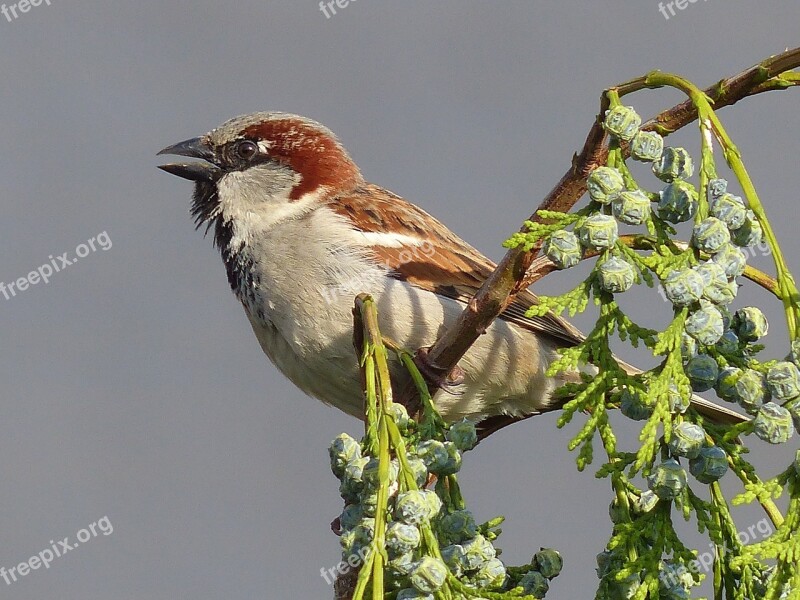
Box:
[157,136,222,182]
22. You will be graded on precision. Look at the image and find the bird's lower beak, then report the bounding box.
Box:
[157,136,222,182]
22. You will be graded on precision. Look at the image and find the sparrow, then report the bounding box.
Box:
[158,112,745,427]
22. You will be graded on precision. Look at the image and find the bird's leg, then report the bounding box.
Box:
[414,346,466,393]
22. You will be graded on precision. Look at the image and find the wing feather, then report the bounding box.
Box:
[328,184,585,347]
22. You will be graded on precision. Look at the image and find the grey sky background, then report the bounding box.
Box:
[1,1,799,598]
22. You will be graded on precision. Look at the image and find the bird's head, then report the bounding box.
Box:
[158,112,364,234]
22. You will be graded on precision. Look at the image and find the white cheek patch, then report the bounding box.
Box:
[216,170,318,251]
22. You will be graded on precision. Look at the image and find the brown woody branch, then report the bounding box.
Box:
[404,48,800,420]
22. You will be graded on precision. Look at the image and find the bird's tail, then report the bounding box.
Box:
[475,358,747,440]
[615,358,748,425]
[688,393,748,424]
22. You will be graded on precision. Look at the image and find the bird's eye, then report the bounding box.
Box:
[236,140,259,161]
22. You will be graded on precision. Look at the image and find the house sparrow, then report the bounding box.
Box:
[158,112,745,426]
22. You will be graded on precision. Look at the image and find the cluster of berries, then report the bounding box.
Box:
[542,103,799,452]
[538,104,800,598]
[329,406,562,598]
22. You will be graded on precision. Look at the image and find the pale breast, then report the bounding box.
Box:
[225,205,561,422]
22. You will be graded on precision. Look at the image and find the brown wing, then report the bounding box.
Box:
[329,184,586,348]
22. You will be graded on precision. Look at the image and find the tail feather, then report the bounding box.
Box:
[689,393,748,425]
[474,359,749,441]
[616,358,748,425]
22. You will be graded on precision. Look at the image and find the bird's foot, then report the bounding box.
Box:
[414,347,466,395]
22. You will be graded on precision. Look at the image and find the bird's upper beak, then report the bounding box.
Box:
[157,136,222,182]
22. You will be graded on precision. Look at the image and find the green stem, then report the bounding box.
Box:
[351,551,375,600]
[370,416,389,600]
[639,71,800,340]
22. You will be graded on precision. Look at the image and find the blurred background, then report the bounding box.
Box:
[0,1,798,597]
